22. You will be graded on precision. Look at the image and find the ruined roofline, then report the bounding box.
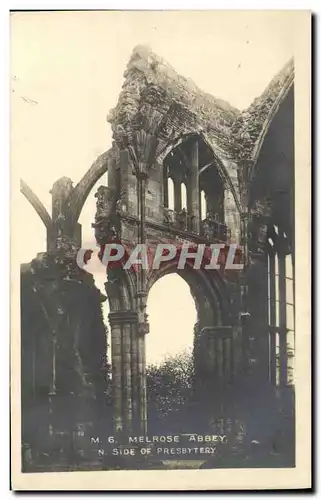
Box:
[125,45,294,117]
[229,57,294,161]
[116,44,241,122]
[108,46,294,163]
[243,57,294,114]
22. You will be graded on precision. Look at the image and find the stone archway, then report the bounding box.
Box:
[147,262,239,389]
[104,248,241,436]
[146,273,197,365]
[99,124,244,436]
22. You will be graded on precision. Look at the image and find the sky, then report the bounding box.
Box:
[11,10,295,364]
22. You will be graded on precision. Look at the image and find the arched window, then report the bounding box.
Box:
[286,253,295,385]
[200,190,207,220]
[267,227,295,386]
[168,178,175,211]
[181,183,187,211]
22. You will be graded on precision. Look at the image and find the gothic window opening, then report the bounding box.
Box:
[167,177,175,211]
[199,166,225,224]
[200,190,207,221]
[267,227,295,387]
[181,183,187,211]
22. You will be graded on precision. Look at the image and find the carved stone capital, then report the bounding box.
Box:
[108,311,138,327]
[137,321,149,336]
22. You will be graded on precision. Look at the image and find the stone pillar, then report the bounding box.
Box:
[107,307,149,435]
[247,251,270,384]
[130,317,148,435]
[122,321,133,433]
[163,163,168,208]
[130,322,140,432]
[173,178,181,213]
[224,187,240,243]
[50,177,76,251]
[108,313,123,432]
[134,313,149,436]
[137,330,147,434]
[109,311,142,435]
[187,140,200,233]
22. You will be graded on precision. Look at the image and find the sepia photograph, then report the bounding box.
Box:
[10,9,311,490]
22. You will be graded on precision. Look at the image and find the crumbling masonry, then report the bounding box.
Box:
[20,46,295,467]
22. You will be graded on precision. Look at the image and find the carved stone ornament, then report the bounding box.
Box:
[95,185,118,220]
